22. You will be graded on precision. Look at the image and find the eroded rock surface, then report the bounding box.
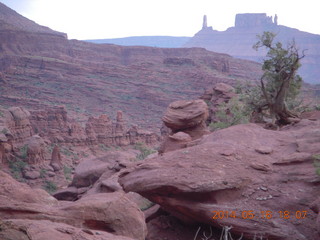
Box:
[30,106,159,147]
[120,120,320,239]
[200,82,236,123]
[0,170,147,240]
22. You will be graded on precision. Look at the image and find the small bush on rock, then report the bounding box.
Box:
[43,180,57,194]
[209,97,249,130]
[134,142,156,160]
[9,159,28,181]
[313,154,320,176]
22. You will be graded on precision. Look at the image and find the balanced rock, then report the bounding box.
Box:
[162,99,208,137]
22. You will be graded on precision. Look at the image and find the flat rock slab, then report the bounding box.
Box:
[119,121,320,240]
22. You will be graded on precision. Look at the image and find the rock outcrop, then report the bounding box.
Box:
[4,107,33,143]
[70,150,136,189]
[162,99,209,137]
[235,13,275,28]
[120,120,320,239]
[0,170,146,240]
[50,145,62,171]
[160,99,209,153]
[200,82,236,123]
[25,135,46,164]
[30,106,159,147]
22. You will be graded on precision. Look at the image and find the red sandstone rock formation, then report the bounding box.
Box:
[30,106,159,147]
[162,99,209,135]
[0,3,263,132]
[25,135,46,164]
[160,99,209,153]
[120,120,320,239]
[50,145,62,171]
[0,170,146,240]
[200,82,236,123]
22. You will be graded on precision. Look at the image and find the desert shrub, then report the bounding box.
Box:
[313,154,320,176]
[134,142,157,160]
[61,147,75,157]
[1,128,8,134]
[46,144,55,154]
[252,31,304,125]
[99,144,111,151]
[63,165,72,181]
[40,168,47,178]
[43,180,57,194]
[0,110,3,117]
[18,144,28,160]
[61,147,71,156]
[9,159,28,181]
[209,97,249,130]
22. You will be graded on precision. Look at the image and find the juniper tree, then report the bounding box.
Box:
[253,31,305,125]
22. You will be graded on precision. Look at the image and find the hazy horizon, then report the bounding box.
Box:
[1,0,320,40]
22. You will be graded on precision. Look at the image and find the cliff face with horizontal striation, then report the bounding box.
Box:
[0,3,262,132]
[184,13,320,84]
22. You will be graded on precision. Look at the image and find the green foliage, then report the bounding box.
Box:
[46,144,55,154]
[314,104,320,111]
[312,154,320,176]
[1,128,8,134]
[253,31,304,122]
[139,198,155,211]
[99,144,111,151]
[9,159,28,181]
[40,168,47,178]
[0,110,4,118]
[63,165,72,181]
[209,97,249,130]
[61,147,74,157]
[43,180,57,194]
[134,142,157,160]
[18,144,28,160]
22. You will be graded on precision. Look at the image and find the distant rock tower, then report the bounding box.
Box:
[202,15,208,29]
[274,14,278,25]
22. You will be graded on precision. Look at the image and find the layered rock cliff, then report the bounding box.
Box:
[184,13,320,84]
[0,3,262,131]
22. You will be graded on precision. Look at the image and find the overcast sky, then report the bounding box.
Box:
[2,0,319,40]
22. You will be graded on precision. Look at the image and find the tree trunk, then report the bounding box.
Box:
[270,78,298,124]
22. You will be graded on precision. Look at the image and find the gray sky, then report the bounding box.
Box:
[2,0,319,40]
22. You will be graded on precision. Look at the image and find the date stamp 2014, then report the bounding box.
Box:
[212,210,308,220]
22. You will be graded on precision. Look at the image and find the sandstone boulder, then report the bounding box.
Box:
[162,99,208,133]
[119,120,320,240]
[22,169,41,179]
[6,107,33,142]
[0,219,135,240]
[0,170,147,240]
[60,193,147,240]
[71,150,135,188]
[159,131,192,154]
[50,145,62,171]
[160,99,209,153]
[25,135,46,164]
